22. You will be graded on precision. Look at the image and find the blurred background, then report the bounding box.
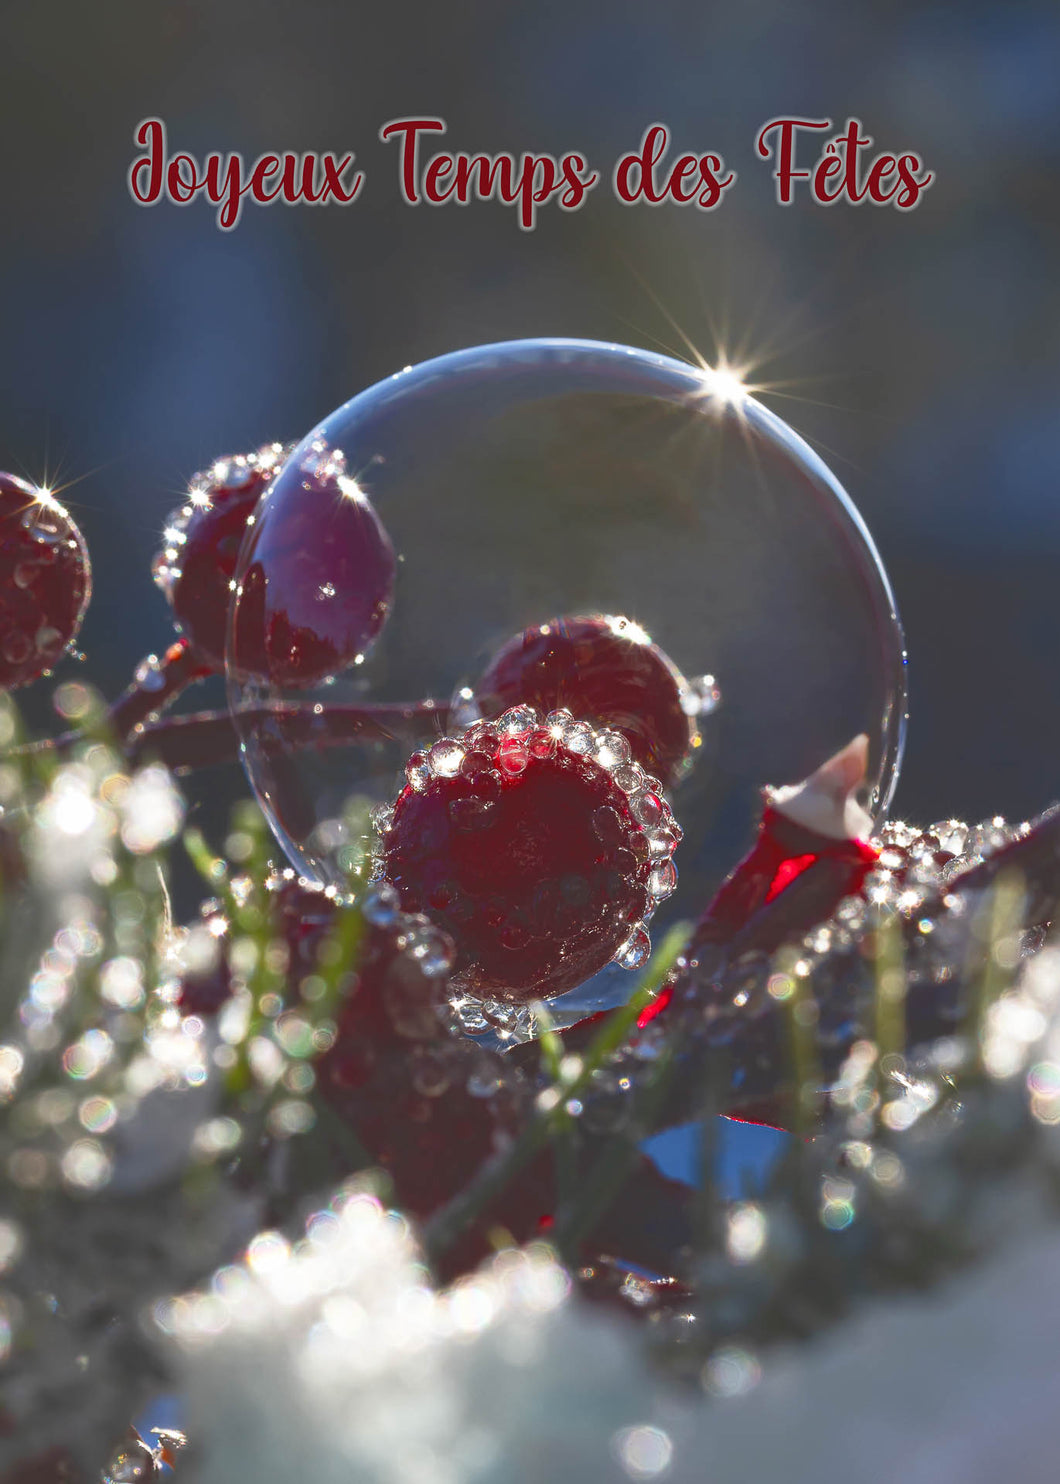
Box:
[2,0,1059,832]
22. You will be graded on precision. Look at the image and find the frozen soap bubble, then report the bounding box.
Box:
[226,339,905,1016]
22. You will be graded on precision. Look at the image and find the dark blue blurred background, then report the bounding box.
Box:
[5,1,1059,827]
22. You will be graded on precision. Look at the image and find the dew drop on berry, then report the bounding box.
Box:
[427,738,465,778]
[405,752,430,791]
[362,883,401,927]
[648,860,678,899]
[630,790,665,829]
[646,827,678,860]
[226,339,905,1017]
[528,729,556,760]
[370,803,395,836]
[2,633,31,666]
[497,738,529,776]
[497,704,536,736]
[613,764,645,795]
[563,720,594,755]
[613,925,652,971]
[0,474,91,690]
[595,730,632,770]
[459,749,492,778]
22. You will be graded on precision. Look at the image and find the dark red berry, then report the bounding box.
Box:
[315,887,523,1218]
[229,442,396,689]
[476,614,712,788]
[153,445,287,673]
[0,474,90,690]
[376,707,680,1001]
[175,941,233,1018]
[176,874,333,1017]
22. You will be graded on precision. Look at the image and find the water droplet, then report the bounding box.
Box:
[497,704,536,736]
[405,752,430,791]
[613,763,645,794]
[134,655,166,691]
[103,1439,155,1484]
[498,738,529,776]
[646,827,678,860]
[428,738,465,778]
[362,883,401,927]
[631,790,664,829]
[397,915,455,978]
[451,998,489,1033]
[370,803,395,835]
[595,729,631,769]
[613,925,651,970]
[460,748,492,778]
[563,719,594,754]
[528,728,556,759]
[592,806,627,846]
[500,920,530,950]
[449,796,493,831]
[649,860,678,899]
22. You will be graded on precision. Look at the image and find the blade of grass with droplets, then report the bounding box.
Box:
[424,922,691,1262]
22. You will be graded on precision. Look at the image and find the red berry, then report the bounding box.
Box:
[476,614,710,787]
[229,443,397,689]
[176,874,331,1017]
[318,897,456,1083]
[0,474,90,690]
[153,445,287,673]
[376,707,680,1001]
[315,887,522,1218]
[176,953,233,1019]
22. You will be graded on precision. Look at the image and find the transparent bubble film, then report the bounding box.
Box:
[227,339,906,1020]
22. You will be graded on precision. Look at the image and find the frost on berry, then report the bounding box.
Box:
[377,707,680,1001]
[0,473,91,689]
[153,445,288,672]
[229,442,396,689]
[476,613,707,788]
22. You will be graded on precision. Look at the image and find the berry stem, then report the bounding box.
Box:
[107,638,214,738]
[127,698,452,771]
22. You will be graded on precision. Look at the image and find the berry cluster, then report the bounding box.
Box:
[177,875,525,1228]
[3,438,717,1234]
[5,439,706,1023]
